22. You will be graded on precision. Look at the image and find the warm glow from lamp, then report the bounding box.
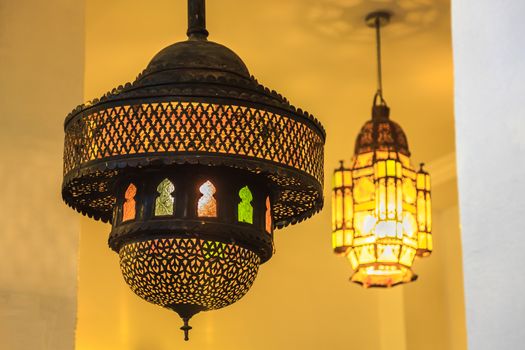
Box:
[331,11,433,287]
[332,151,432,288]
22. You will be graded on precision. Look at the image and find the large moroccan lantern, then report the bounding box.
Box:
[331,11,432,288]
[62,0,325,339]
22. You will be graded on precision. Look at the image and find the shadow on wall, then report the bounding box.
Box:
[299,0,448,41]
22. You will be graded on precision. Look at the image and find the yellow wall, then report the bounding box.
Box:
[0,0,84,349]
[76,1,466,349]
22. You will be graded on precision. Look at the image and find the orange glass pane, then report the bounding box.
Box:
[198,180,217,217]
[122,183,137,222]
[265,197,272,234]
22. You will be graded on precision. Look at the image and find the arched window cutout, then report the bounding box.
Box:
[155,179,175,216]
[265,196,272,234]
[198,180,217,217]
[238,186,253,224]
[122,183,137,222]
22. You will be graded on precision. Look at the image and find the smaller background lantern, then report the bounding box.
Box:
[331,11,432,288]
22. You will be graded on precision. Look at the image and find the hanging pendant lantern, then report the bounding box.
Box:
[62,0,325,339]
[331,11,432,288]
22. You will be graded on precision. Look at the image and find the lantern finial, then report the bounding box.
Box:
[180,318,192,341]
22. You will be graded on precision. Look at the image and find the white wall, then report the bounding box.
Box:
[452,1,525,349]
[0,0,84,348]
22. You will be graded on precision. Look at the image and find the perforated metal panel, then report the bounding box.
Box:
[63,102,324,228]
[119,238,260,310]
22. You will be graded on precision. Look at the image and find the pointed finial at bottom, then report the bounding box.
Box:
[180,318,192,341]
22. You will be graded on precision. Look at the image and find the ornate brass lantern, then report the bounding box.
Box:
[62,0,325,339]
[331,11,432,288]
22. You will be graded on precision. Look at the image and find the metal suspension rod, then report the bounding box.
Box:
[365,11,391,107]
[375,17,384,100]
[187,0,208,40]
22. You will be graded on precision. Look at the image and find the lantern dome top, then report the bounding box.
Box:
[64,37,324,138]
[141,39,251,83]
[354,106,410,156]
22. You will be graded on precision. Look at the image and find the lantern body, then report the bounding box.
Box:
[332,107,431,287]
[61,32,325,335]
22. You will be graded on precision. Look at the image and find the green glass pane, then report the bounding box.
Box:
[238,186,253,224]
[155,179,175,216]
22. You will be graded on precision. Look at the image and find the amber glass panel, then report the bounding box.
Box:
[344,188,353,229]
[377,244,400,263]
[417,191,426,230]
[403,212,417,238]
[354,176,375,203]
[347,249,359,270]
[354,211,376,237]
[155,179,175,216]
[426,192,432,231]
[335,189,344,229]
[122,183,137,222]
[386,160,396,176]
[355,152,373,168]
[331,191,337,231]
[399,246,416,266]
[357,245,376,264]
[198,181,217,217]
[334,171,343,188]
[377,161,386,178]
[403,178,417,204]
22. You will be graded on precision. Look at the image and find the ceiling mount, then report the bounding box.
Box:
[365,11,392,28]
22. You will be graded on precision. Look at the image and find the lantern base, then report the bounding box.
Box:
[350,264,417,288]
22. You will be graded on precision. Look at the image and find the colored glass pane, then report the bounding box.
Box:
[122,183,137,222]
[265,197,272,234]
[238,186,253,224]
[155,179,175,216]
[198,180,217,217]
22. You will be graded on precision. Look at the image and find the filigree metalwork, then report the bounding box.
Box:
[63,102,324,227]
[119,238,260,311]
